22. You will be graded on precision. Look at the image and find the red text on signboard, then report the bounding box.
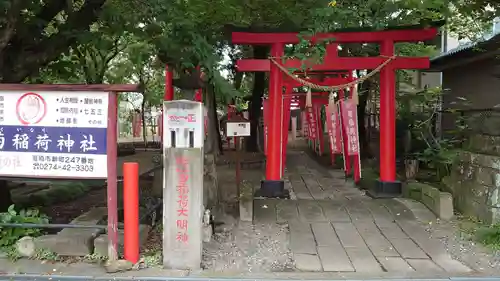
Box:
[169,114,196,123]
[340,100,359,156]
[175,156,189,243]
[326,104,342,153]
[305,107,317,139]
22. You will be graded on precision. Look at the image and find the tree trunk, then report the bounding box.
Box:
[205,82,221,155]
[141,99,147,149]
[246,46,268,152]
[404,159,419,181]
[357,77,373,159]
[233,72,244,90]
[0,180,12,212]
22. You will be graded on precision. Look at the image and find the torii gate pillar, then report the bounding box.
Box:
[371,41,401,197]
[257,43,289,198]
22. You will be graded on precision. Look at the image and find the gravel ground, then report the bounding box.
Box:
[422,218,500,275]
[201,219,294,273]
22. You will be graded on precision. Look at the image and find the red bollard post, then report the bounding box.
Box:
[123,162,139,263]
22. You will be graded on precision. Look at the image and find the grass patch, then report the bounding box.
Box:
[457,216,500,250]
[475,224,500,250]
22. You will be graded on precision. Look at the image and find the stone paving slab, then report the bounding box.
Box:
[288,222,313,235]
[276,201,300,222]
[254,151,476,274]
[289,222,317,255]
[302,175,328,200]
[332,222,366,248]
[377,257,415,272]
[317,246,354,272]
[311,223,341,247]
[294,253,323,271]
[346,205,373,222]
[318,201,351,222]
[344,247,383,272]
[433,256,473,273]
[396,220,451,259]
[378,223,409,239]
[298,200,327,222]
[384,199,417,220]
[253,199,277,222]
[388,238,428,259]
[406,258,444,272]
[291,180,314,199]
[362,234,400,257]
[352,220,379,233]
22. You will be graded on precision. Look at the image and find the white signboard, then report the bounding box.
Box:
[0,91,109,178]
[163,100,204,148]
[226,122,251,137]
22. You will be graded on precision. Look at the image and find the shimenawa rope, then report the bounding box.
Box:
[268,55,395,107]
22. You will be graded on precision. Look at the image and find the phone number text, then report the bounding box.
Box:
[33,162,94,172]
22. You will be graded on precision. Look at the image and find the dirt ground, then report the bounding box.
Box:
[42,187,107,224]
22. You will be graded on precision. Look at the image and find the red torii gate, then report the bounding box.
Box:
[231,24,439,198]
[282,75,350,158]
[281,74,361,181]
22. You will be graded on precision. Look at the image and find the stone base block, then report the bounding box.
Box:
[34,207,108,256]
[367,180,402,198]
[239,199,253,222]
[35,234,97,256]
[405,182,454,220]
[93,224,151,257]
[256,180,289,198]
[438,192,454,220]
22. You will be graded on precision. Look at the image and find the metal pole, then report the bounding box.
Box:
[235,136,241,198]
[123,162,140,263]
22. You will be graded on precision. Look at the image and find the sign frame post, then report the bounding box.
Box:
[226,117,251,204]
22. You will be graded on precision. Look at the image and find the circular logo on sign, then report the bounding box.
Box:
[16,92,47,125]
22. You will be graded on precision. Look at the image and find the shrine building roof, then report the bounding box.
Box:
[429,32,500,71]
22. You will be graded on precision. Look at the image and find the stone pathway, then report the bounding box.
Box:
[254,151,473,274]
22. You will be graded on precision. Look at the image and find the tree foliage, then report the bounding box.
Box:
[0,0,496,210]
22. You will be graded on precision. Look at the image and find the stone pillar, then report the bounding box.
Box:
[163,148,203,270]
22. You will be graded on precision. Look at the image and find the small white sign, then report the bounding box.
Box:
[0,90,109,179]
[163,100,204,148]
[226,122,251,137]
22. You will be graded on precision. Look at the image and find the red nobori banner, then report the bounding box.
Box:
[340,99,360,156]
[305,107,317,139]
[326,103,342,153]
